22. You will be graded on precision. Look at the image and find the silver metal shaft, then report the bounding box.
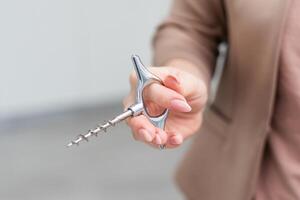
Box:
[66,109,134,147]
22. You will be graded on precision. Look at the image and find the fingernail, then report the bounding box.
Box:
[157,129,167,144]
[170,99,192,112]
[167,75,180,84]
[138,129,153,142]
[155,135,162,145]
[170,135,183,145]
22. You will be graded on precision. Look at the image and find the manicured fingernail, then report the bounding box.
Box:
[170,135,183,145]
[170,99,192,112]
[167,75,180,84]
[157,129,167,144]
[138,129,152,142]
[155,135,162,145]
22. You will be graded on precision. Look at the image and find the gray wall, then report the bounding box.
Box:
[0,0,171,118]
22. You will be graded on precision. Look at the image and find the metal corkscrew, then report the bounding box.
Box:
[66,55,169,149]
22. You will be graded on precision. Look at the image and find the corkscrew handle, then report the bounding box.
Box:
[129,55,169,130]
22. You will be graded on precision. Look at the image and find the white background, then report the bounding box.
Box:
[0,0,171,118]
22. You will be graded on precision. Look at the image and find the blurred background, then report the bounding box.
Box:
[0,0,193,199]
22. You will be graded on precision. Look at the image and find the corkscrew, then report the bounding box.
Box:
[66,55,169,149]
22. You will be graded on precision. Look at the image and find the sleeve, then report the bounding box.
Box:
[152,0,226,80]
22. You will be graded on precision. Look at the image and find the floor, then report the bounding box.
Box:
[0,102,189,200]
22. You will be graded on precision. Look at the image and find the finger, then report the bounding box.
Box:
[163,75,182,94]
[143,83,192,113]
[129,67,203,98]
[127,115,156,143]
[137,129,154,143]
[157,129,168,144]
[165,132,184,149]
[151,129,168,145]
[152,134,162,145]
[148,67,205,98]
[127,67,205,113]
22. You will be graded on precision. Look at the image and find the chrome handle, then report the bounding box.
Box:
[131,55,169,130]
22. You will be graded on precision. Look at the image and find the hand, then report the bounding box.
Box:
[123,66,208,149]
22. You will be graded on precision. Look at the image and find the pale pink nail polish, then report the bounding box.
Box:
[157,129,167,144]
[170,99,192,112]
[170,135,183,145]
[167,75,180,84]
[155,135,162,145]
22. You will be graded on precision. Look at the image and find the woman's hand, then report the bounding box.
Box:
[123,65,208,149]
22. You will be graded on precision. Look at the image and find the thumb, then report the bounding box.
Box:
[143,82,192,113]
[163,75,182,94]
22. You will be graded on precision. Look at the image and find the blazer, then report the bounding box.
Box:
[153,0,291,199]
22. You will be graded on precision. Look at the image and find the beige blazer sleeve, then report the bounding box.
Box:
[153,0,226,80]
